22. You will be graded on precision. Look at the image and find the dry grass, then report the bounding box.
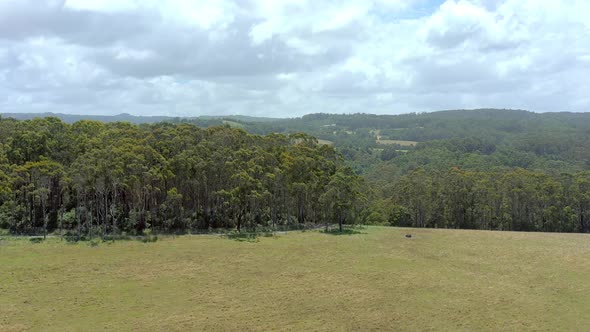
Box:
[2,227,590,331]
[317,139,333,145]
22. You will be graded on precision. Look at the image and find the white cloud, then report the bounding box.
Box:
[0,0,589,116]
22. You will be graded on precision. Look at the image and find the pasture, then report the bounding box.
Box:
[317,138,334,145]
[2,227,590,331]
[376,139,418,146]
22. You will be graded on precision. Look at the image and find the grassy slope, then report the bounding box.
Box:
[2,227,590,331]
[376,139,418,146]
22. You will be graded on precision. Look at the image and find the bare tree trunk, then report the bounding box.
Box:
[237,210,242,233]
[76,206,81,241]
[59,208,63,240]
[42,200,47,240]
[104,192,108,238]
[89,203,93,240]
[11,191,16,232]
[111,190,117,235]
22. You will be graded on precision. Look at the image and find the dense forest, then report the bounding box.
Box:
[0,117,365,236]
[2,109,590,235]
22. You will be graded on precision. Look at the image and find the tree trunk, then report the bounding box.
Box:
[42,200,47,240]
[59,208,63,240]
[237,212,242,233]
[76,207,81,241]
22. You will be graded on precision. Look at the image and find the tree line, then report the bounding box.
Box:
[0,117,365,236]
[3,111,590,236]
[380,168,590,233]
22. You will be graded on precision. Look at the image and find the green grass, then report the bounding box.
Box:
[2,227,590,331]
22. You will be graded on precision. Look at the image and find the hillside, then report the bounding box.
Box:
[0,112,281,124]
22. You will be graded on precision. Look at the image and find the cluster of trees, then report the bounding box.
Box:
[0,117,365,236]
[4,109,590,235]
[380,168,590,233]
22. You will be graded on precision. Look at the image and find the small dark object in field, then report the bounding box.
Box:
[405,234,412,238]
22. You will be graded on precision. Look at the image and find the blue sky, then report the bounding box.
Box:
[1,0,589,117]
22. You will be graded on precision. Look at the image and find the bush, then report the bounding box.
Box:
[389,205,412,227]
[101,234,131,241]
[365,211,387,225]
[139,235,158,243]
[0,202,14,229]
[61,209,77,229]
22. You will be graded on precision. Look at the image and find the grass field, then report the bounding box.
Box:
[317,139,334,146]
[2,227,590,331]
[376,139,418,146]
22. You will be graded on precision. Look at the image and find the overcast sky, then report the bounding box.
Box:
[1,0,589,117]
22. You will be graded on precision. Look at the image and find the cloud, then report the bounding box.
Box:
[0,0,589,116]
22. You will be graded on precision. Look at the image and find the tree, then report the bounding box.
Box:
[13,160,63,236]
[320,167,365,232]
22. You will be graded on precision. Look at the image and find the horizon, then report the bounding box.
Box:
[1,1,589,117]
[1,108,585,121]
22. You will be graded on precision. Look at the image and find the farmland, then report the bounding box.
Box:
[317,139,334,145]
[2,227,590,331]
[375,139,418,146]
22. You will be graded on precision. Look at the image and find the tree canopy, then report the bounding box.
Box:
[0,118,364,236]
[3,108,590,235]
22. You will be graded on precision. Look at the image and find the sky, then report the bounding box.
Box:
[0,0,589,117]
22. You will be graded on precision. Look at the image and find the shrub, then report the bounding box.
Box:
[140,235,158,243]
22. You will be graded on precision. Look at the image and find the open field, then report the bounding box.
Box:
[376,139,418,146]
[317,139,334,145]
[2,227,590,331]
[371,129,418,146]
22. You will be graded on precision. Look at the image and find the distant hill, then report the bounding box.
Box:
[0,112,180,124]
[0,112,282,124]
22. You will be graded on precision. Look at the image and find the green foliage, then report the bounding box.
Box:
[0,117,363,236]
[5,109,590,234]
[364,211,387,225]
[388,205,412,227]
[385,168,590,232]
[379,146,398,161]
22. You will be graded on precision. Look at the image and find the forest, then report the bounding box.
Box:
[2,108,590,235]
[228,109,590,233]
[0,117,364,236]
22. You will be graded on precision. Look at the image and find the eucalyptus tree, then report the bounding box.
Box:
[0,117,365,235]
[320,167,365,231]
[12,160,63,236]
